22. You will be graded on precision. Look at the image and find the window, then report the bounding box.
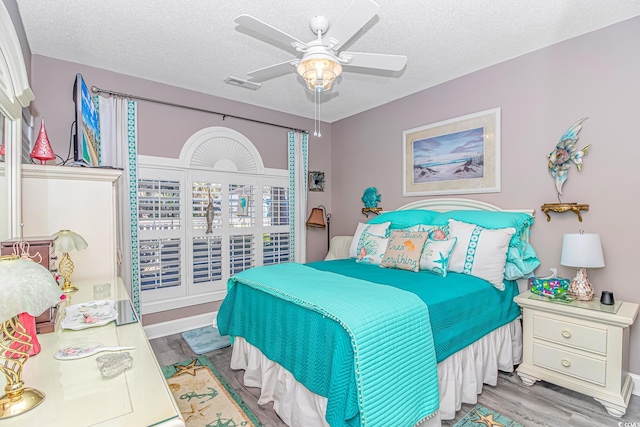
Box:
[137,167,289,313]
[136,128,289,314]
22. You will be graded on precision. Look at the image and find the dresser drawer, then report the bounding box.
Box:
[532,342,606,386]
[532,314,607,355]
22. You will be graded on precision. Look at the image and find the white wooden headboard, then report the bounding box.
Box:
[326,198,535,261]
[397,197,535,216]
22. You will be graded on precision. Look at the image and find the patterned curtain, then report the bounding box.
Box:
[288,131,308,263]
[98,97,141,316]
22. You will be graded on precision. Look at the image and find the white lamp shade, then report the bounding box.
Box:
[560,232,605,268]
[53,230,88,253]
[0,257,62,321]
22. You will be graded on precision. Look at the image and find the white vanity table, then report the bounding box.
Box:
[1,278,185,427]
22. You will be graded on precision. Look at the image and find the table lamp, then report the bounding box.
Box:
[52,230,88,293]
[0,255,62,418]
[560,230,605,301]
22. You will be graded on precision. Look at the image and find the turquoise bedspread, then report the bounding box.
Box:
[307,259,521,362]
[217,263,439,427]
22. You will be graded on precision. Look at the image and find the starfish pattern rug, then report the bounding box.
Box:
[162,356,262,427]
[453,404,524,427]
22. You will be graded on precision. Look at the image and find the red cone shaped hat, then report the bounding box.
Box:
[30,118,56,164]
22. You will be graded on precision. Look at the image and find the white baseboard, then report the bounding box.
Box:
[143,311,218,340]
[631,372,640,397]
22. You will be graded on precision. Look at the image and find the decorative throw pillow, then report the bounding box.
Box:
[419,238,457,277]
[355,232,389,265]
[349,222,391,258]
[447,219,515,290]
[380,230,429,272]
[408,224,449,241]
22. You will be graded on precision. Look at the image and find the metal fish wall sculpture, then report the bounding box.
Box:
[547,117,591,196]
[205,187,214,234]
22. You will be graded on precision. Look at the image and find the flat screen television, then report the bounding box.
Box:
[73,73,100,166]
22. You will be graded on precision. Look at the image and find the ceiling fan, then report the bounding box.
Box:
[235,0,407,92]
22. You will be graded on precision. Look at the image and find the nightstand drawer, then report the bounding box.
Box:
[533,314,607,355]
[533,342,606,386]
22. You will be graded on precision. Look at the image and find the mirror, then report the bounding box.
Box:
[0,2,35,242]
[0,111,7,241]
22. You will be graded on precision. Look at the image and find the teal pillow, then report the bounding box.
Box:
[431,210,534,247]
[368,210,439,230]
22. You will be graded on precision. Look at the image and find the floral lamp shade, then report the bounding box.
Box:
[53,230,88,253]
[52,230,88,294]
[0,256,61,321]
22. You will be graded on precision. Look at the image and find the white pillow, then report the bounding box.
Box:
[355,232,389,265]
[349,222,391,258]
[447,219,515,290]
[419,238,457,277]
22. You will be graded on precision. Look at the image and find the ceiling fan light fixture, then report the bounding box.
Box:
[296,53,342,91]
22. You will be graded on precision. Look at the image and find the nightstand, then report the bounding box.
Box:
[514,291,638,417]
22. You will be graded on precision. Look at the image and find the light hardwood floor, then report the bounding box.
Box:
[150,332,640,427]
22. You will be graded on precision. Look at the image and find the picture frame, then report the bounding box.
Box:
[237,195,249,216]
[308,171,325,192]
[403,108,500,197]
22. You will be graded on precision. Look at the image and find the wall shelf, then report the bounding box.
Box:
[362,207,382,217]
[541,203,589,222]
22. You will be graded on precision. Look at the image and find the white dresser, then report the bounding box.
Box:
[0,278,184,426]
[514,290,638,417]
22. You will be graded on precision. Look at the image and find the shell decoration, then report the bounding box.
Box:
[361,187,381,209]
[547,117,591,196]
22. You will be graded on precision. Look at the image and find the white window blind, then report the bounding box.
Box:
[229,184,255,228]
[139,238,182,291]
[262,186,289,226]
[263,232,290,265]
[192,236,223,283]
[230,234,255,275]
[192,181,222,231]
[138,179,181,230]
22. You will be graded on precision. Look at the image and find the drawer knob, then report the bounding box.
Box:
[561,359,571,368]
[561,330,572,338]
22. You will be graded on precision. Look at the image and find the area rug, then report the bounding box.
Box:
[182,326,231,355]
[162,356,262,427]
[453,404,524,427]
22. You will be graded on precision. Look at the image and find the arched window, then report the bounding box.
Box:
[137,127,289,314]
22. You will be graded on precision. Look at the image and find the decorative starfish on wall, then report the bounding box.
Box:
[547,117,591,199]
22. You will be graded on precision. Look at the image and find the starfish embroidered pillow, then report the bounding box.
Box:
[419,238,457,277]
[380,230,429,272]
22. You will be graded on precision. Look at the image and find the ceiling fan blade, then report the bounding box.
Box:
[246,60,298,82]
[340,51,407,71]
[235,14,305,50]
[324,0,380,51]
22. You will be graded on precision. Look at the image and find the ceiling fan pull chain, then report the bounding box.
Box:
[313,88,318,136]
[317,88,322,137]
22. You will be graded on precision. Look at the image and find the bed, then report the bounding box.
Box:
[217,198,539,427]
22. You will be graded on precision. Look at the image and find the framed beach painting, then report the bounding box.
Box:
[403,108,501,196]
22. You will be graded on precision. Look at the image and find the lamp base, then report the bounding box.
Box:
[60,284,78,294]
[567,267,595,301]
[0,387,45,418]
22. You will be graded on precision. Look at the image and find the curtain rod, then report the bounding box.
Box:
[91,86,308,134]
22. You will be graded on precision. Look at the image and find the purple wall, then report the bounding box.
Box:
[29,55,332,322]
[332,16,640,373]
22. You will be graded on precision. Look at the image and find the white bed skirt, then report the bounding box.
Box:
[230,318,522,427]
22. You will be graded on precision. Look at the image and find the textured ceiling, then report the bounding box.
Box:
[15,0,640,123]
